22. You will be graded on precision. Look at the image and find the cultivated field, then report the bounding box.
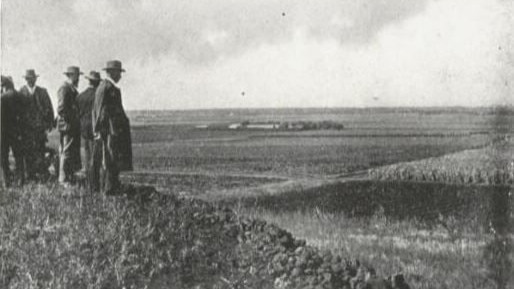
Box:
[6,107,514,288]
[369,140,514,185]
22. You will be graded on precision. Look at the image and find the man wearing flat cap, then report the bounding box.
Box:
[1,76,25,187]
[18,69,54,181]
[92,60,133,194]
[77,71,101,191]
[56,66,82,186]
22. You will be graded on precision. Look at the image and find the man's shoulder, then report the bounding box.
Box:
[96,80,113,94]
[100,79,115,89]
[58,82,74,93]
[78,87,95,98]
[18,85,29,95]
[1,90,15,99]
[35,86,48,94]
[1,90,21,103]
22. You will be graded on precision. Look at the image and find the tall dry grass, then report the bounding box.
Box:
[0,184,239,289]
[226,180,514,289]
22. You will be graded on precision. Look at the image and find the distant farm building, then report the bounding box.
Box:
[197,120,344,131]
[244,122,280,130]
[228,123,242,129]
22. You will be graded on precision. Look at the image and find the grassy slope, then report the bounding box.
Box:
[226,181,514,289]
[0,184,245,289]
[240,208,498,289]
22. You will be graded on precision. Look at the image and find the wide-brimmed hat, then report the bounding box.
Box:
[24,69,39,79]
[63,66,83,75]
[85,71,102,81]
[102,60,125,72]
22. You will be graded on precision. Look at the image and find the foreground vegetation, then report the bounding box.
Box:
[369,141,514,185]
[1,184,406,289]
[226,181,514,289]
[0,184,242,288]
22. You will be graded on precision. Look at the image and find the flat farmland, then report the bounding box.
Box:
[131,126,491,178]
[43,108,510,193]
[126,108,510,180]
[45,108,510,182]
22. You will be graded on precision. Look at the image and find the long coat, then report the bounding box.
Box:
[1,88,26,186]
[92,79,133,172]
[56,82,80,135]
[77,86,96,140]
[56,82,81,176]
[18,85,54,131]
[1,88,23,139]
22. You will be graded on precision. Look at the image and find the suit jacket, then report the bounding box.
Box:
[18,85,54,131]
[93,79,133,171]
[56,82,80,134]
[1,88,24,139]
[77,86,96,139]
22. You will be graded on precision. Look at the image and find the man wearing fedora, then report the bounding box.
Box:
[92,60,133,194]
[1,75,25,187]
[18,69,54,181]
[56,66,82,186]
[77,71,101,191]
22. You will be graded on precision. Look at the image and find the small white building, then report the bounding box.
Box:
[246,123,280,130]
[228,123,242,129]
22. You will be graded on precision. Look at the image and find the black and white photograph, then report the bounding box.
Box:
[0,0,513,288]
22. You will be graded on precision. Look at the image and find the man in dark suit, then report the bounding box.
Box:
[18,69,55,181]
[1,76,25,187]
[92,60,133,194]
[77,71,101,191]
[56,66,82,186]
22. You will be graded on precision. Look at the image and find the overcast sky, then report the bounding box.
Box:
[1,0,513,110]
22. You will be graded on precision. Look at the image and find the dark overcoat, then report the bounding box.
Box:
[77,86,96,140]
[56,82,80,135]
[92,79,133,172]
[1,89,23,139]
[18,85,54,131]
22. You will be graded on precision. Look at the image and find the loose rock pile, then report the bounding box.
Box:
[230,217,410,289]
[125,185,410,289]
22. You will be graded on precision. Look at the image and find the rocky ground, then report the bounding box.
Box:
[121,185,410,289]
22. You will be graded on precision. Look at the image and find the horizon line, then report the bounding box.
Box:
[126,105,513,112]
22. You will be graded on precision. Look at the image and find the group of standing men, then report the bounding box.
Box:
[1,60,132,194]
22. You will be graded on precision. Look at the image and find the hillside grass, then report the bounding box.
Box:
[227,180,514,289]
[239,207,513,289]
[0,184,242,289]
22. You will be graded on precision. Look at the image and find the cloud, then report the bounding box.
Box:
[1,0,428,65]
[1,0,512,109]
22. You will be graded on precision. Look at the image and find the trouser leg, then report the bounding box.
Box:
[58,134,66,183]
[11,138,25,185]
[25,134,37,180]
[103,135,120,194]
[1,136,12,187]
[36,133,48,176]
[83,137,91,173]
[59,133,81,183]
[90,139,103,193]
